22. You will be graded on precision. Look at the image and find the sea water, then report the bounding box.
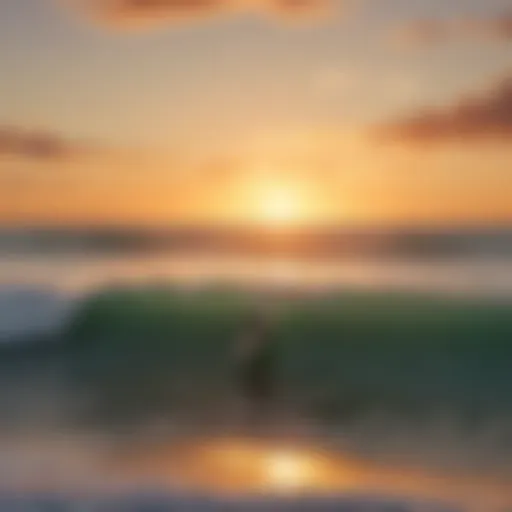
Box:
[0,227,511,511]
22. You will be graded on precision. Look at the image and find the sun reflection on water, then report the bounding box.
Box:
[124,438,362,495]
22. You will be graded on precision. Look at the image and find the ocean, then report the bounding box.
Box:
[0,226,511,511]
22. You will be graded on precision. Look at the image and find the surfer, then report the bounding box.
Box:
[234,309,277,408]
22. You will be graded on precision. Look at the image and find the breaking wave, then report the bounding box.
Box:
[0,283,511,509]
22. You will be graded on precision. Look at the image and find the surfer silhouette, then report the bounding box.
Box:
[234,309,277,408]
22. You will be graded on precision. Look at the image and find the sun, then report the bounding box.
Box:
[258,186,300,225]
[223,170,320,227]
[245,177,309,227]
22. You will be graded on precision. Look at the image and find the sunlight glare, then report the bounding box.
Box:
[251,180,306,227]
[264,451,312,490]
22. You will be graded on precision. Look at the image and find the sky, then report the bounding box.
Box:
[0,0,511,227]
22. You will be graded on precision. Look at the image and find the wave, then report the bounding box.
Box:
[0,285,81,343]
[62,285,512,416]
[1,277,511,342]
[1,284,511,424]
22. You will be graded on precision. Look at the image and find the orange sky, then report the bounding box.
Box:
[0,0,511,227]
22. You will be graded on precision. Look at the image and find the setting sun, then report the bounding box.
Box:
[257,186,302,225]
[231,172,316,227]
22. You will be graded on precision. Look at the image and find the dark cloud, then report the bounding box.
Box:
[375,75,512,143]
[392,13,512,47]
[66,0,333,28]
[0,127,84,160]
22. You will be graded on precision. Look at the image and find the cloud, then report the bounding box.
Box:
[65,0,334,29]
[391,13,512,47]
[374,75,512,143]
[0,126,88,160]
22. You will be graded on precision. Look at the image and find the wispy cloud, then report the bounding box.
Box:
[374,74,512,143]
[391,13,512,48]
[65,0,335,29]
[0,126,86,160]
